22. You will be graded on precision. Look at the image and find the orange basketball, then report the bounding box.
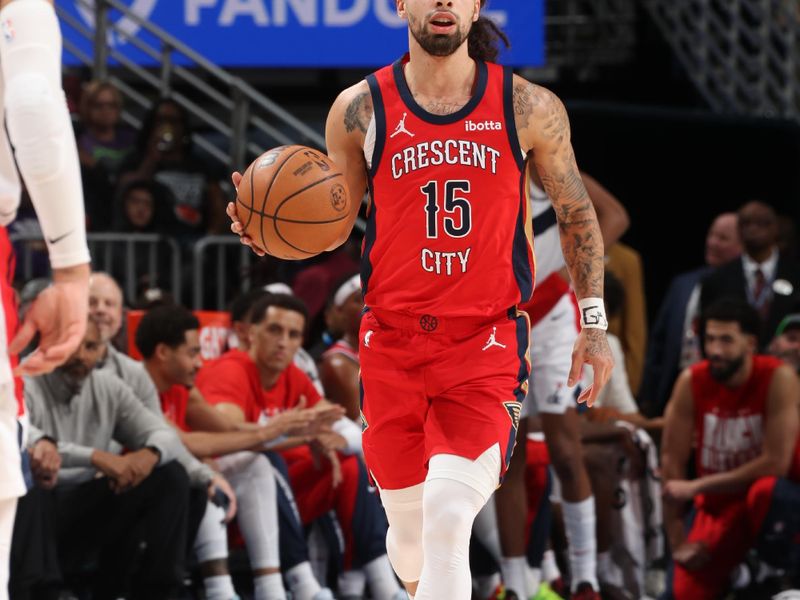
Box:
[235,145,351,260]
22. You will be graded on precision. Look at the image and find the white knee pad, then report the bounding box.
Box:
[426,443,501,504]
[194,501,229,563]
[381,483,424,583]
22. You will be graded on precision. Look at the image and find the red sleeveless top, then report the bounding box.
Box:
[691,355,781,503]
[362,56,534,318]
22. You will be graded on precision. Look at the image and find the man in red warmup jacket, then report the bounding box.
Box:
[197,293,403,600]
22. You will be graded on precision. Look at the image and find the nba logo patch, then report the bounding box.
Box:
[1,19,13,42]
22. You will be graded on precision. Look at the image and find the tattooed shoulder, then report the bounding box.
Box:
[511,77,541,133]
[512,78,568,142]
[343,88,373,135]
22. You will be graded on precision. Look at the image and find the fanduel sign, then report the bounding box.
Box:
[58,0,544,67]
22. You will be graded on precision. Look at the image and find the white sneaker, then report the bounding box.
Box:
[312,588,336,600]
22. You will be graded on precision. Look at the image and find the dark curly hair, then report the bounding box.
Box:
[468,0,510,62]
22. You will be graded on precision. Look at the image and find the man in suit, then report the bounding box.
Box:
[700,201,800,351]
[640,212,741,417]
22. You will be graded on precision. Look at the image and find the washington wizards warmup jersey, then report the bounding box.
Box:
[362,57,535,318]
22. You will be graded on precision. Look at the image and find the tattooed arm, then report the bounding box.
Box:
[514,75,613,405]
[323,81,372,248]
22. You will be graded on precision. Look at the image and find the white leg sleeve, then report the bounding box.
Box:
[414,446,500,600]
[380,482,424,584]
[0,0,88,268]
[472,494,502,563]
[0,496,17,600]
[194,501,229,563]
[219,452,280,571]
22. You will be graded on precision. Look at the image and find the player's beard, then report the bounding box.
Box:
[408,12,472,57]
[708,354,745,382]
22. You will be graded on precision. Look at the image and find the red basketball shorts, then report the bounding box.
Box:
[358,307,530,490]
[672,497,752,600]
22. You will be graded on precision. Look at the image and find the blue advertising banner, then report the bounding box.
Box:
[58,0,544,67]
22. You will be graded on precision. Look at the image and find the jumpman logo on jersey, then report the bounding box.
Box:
[390,112,415,138]
[482,327,506,351]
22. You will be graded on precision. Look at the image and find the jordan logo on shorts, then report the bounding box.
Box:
[364,330,374,348]
[482,326,506,351]
[390,112,415,138]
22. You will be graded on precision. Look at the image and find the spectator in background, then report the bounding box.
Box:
[89,272,236,519]
[137,304,324,600]
[76,80,134,231]
[109,181,180,294]
[605,241,647,396]
[10,320,191,600]
[640,212,742,417]
[229,284,325,394]
[319,273,362,422]
[77,81,135,179]
[89,273,151,406]
[770,313,800,372]
[111,179,176,235]
[118,99,226,240]
[661,299,800,599]
[197,294,403,600]
[701,201,800,350]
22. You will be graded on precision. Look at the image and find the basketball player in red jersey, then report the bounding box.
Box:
[661,299,799,599]
[228,1,613,598]
[0,0,91,597]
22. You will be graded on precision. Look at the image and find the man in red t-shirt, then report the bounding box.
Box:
[137,304,332,600]
[197,293,404,600]
[661,299,800,599]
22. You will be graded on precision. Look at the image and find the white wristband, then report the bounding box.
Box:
[578,297,608,330]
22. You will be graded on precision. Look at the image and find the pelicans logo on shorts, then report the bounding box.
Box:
[360,410,369,433]
[504,401,522,430]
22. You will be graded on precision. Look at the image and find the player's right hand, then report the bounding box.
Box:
[10,263,90,377]
[227,171,266,256]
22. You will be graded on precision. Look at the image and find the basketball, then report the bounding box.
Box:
[235,145,351,260]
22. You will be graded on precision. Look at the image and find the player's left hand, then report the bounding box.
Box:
[568,328,613,407]
[662,479,699,502]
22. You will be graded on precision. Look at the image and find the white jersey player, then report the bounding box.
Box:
[0,1,90,597]
[492,170,629,599]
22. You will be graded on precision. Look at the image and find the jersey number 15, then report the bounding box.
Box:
[421,180,472,239]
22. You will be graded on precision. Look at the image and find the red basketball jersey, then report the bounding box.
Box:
[160,384,190,432]
[691,355,780,503]
[362,56,534,318]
